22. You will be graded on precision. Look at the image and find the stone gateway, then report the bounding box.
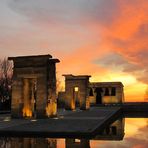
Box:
[8,54,59,118]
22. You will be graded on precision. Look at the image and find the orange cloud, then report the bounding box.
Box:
[84,0,148,101]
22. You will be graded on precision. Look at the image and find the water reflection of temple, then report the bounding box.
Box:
[94,118,125,140]
[65,118,125,148]
[0,138,57,148]
[0,118,124,147]
[65,139,90,148]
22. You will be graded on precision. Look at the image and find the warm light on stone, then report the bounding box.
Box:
[23,107,32,117]
[8,55,60,118]
[74,87,79,92]
[61,75,91,110]
[46,101,57,117]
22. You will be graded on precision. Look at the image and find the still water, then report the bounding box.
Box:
[0,118,147,148]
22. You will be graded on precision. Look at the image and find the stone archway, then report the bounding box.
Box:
[63,75,91,110]
[22,78,37,118]
[8,54,60,118]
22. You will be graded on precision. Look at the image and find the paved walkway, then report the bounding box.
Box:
[0,107,121,138]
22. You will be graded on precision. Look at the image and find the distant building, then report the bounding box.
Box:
[89,82,124,104]
[8,54,60,118]
[62,74,91,110]
[58,75,124,110]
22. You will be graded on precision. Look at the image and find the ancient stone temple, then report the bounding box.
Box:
[58,78,124,107]
[62,74,91,110]
[89,82,124,104]
[8,54,60,118]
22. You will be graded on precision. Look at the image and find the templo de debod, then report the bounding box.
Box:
[9,55,60,118]
[9,54,124,119]
[58,75,124,110]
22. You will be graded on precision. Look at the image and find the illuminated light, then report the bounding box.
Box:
[23,107,32,118]
[59,115,64,119]
[53,117,58,120]
[3,119,10,122]
[3,117,11,122]
[46,101,57,117]
[74,87,79,92]
[75,139,81,142]
[71,96,75,110]
[31,119,37,122]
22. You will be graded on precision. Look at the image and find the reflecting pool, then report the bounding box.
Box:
[90,118,148,148]
[0,118,147,148]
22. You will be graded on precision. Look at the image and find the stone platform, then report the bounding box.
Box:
[0,107,121,138]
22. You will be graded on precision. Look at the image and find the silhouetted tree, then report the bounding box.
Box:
[0,58,13,110]
[56,74,65,108]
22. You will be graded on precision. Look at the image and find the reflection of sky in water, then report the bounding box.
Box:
[90,118,148,148]
[50,118,148,148]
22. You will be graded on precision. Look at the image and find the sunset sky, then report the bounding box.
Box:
[0,0,148,102]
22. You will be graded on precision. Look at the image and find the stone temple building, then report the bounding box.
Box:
[89,82,124,104]
[58,75,124,110]
[8,54,59,118]
[63,74,91,110]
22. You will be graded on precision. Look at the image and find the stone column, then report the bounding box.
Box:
[116,86,123,103]
[36,75,47,118]
[65,86,75,110]
[11,78,23,118]
[79,79,90,110]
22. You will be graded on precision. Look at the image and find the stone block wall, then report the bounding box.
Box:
[89,82,124,104]
[63,75,91,110]
[8,55,59,118]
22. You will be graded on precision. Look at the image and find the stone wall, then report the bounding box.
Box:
[58,81,124,107]
[63,75,91,110]
[89,82,124,104]
[9,55,59,118]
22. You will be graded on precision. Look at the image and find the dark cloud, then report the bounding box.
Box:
[94,52,128,66]
[95,50,148,84]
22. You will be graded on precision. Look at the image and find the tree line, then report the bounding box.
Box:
[0,58,12,110]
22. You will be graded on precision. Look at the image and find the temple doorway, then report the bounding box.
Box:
[22,78,37,118]
[95,87,103,104]
[74,87,80,108]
